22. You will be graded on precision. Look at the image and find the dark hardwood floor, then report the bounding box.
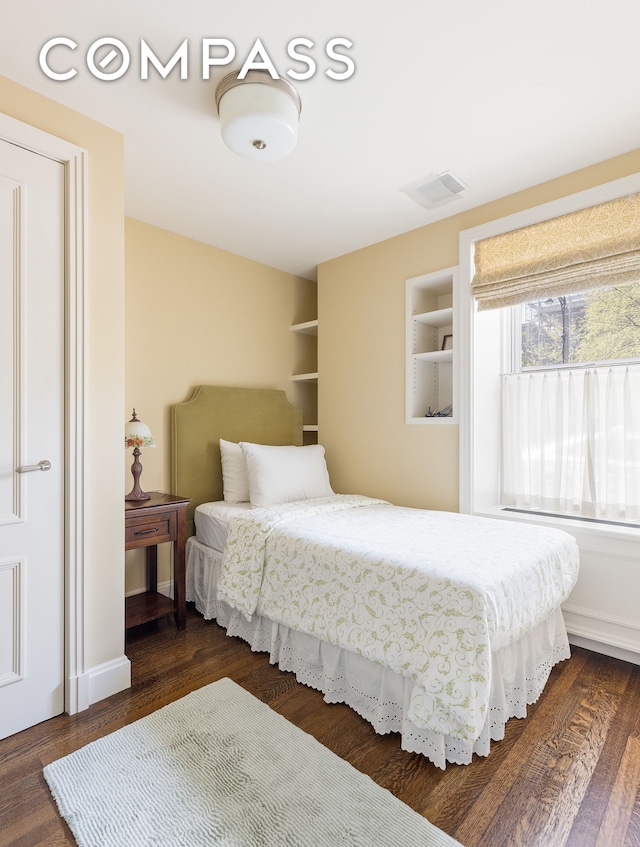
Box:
[2,605,640,846]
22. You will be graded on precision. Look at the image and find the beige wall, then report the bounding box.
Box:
[0,75,125,672]
[124,218,315,592]
[318,148,640,511]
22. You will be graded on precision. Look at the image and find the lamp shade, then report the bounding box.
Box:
[215,70,302,161]
[124,410,156,450]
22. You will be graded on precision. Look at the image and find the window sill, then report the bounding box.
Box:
[473,505,640,543]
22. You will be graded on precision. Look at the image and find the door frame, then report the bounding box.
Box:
[0,113,88,715]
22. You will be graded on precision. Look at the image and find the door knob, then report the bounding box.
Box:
[16,460,52,473]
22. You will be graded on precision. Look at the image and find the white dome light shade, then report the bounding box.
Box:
[215,71,302,162]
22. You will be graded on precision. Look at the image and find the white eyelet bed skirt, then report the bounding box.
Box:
[186,536,570,769]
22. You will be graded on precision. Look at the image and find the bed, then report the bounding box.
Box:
[172,385,579,769]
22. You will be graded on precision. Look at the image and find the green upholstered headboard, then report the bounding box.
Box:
[171,385,303,536]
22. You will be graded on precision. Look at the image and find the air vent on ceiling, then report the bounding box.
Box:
[400,171,468,210]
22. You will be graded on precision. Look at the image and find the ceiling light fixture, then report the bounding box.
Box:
[215,70,302,161]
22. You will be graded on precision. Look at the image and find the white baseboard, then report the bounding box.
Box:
[83,583,172,708]
[83,583,172,710]
[564,602,640,666]
[86,655,132,706]
[568,634,640,667]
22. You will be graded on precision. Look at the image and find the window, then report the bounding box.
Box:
[501,282,640,525]
[458,173,640,531]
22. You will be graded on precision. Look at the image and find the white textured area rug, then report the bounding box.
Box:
[44,677,463,847]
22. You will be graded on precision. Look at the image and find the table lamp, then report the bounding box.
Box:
[124,409,156,501]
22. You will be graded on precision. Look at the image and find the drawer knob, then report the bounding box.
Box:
[134,526,159,536]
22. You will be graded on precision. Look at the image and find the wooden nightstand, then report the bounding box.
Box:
[125,492,190,630]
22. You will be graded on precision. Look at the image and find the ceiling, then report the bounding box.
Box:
[3,1,640,281]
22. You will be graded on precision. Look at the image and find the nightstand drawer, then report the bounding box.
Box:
[125,512,176,549]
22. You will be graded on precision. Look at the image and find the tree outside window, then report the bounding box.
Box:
[521,281,640,369]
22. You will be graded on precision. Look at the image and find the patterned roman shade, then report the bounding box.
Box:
[471,192,640,310]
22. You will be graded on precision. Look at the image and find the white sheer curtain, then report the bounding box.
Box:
[502,365,640,523]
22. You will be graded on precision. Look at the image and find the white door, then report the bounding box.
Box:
[0,139,65,738]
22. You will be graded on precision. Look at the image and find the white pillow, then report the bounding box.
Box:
[239,442,334,508]
[220,439,250,503]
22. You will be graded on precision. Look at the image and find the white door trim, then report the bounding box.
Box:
[0,113,88,715]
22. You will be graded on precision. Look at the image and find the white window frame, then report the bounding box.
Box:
[458,172,640,542]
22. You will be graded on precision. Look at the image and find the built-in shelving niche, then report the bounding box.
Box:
[291,319,318,443]
[406,267,458,424]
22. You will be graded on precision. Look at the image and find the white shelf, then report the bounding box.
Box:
[413,307,453,328]
[291,319,318,336]
[303,424,319,432]
[413,349,453,364]
[291,372,318,383]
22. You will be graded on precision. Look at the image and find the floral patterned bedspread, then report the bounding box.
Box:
[217,495,579,743]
